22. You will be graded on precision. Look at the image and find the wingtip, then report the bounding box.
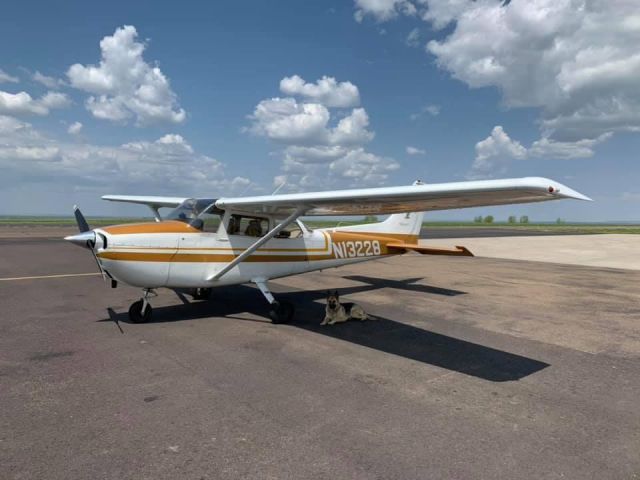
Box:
[540,178,592,202]
[577,192,593,202]
[558,187,593,202]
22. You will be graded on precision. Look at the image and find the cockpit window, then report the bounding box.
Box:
[166,198,215,221]
[199,205,223,232]
[166,198,222,232]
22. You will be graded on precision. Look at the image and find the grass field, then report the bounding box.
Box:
[1,216,639,234]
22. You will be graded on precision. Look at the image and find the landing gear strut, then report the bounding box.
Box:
[253,278,295,324]
[128,289,156,323]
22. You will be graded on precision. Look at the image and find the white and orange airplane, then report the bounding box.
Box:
[65,177,590,324]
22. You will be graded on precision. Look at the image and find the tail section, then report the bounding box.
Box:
[331,180,425,240]
[333,211,423,239]
[378,211,424,237]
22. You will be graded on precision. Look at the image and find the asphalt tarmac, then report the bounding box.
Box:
[419,227,586,238]
[1,237,639,479]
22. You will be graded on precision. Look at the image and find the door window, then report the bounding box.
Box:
[228,215,269,237]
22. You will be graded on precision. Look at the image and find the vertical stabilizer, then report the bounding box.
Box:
[377,210,424,237]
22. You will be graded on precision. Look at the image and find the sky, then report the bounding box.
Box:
[1,0,639,221]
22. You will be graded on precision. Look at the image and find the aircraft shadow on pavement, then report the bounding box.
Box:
[102,279,548,382]
[341,275,467,296]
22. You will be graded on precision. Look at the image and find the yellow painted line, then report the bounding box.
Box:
[0,272,101,282]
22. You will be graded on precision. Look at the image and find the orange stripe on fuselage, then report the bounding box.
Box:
[97,251,340,262]
[102,221,199,235]
[328,230,419,244]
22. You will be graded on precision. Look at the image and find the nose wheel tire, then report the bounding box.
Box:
[269,300,295,324]
[129,299,152,323]
[193,288,212,300]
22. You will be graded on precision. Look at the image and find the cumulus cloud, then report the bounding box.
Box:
[0,115,32,134]
[0,145,59,161]
[33,71,65,89]
[419,0,472,30]
[67,121,83,135]
[330,148,399,184]
[470,125,610,178]
[471,126,527,178]
[330,108,375,145]
[529,134,612,160]
[247,75,398,189]
[406,146,425,155]
[279,75,360,108]
[0,69,18,83]
[67,25,186,126]
[429,0,640,142]
[247,98,374,146]
[0,119,250,194]
[0,90,70,116]
[354,0,416,22]
[355,0,640,158]
[248,98,331,145]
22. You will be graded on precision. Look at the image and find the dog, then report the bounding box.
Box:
[321,290,371,325]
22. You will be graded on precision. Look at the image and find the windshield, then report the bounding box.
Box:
[166,198,217,223]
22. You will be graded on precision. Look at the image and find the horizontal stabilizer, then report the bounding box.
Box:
[386,243,474,257]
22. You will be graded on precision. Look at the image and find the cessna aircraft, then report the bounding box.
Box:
[65,177,590,324]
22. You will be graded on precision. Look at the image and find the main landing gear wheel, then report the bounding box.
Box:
[269,300,295,324]
[128,299,152,323]
[193,288,212,300]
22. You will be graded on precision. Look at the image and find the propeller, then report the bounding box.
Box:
[64,205,107,282]
[74,205,90,232]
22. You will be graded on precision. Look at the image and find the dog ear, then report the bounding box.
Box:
[334,290,339,297]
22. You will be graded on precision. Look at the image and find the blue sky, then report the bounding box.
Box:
[1,0,639,221]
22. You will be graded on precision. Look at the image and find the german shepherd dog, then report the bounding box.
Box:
[321,290,371,325]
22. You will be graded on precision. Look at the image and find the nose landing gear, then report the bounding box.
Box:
[128,289,156,323]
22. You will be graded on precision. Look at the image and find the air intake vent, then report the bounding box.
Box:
[98,233,107,249]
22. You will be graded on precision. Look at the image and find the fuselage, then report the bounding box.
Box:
[94,220,416,289]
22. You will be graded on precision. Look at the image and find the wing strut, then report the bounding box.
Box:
[208,206,306,282]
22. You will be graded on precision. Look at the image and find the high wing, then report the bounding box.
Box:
[215,177,591,216]
[102,195,188,221]
[102,195,188,208]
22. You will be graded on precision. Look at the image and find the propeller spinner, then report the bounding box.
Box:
[64,205,107,282]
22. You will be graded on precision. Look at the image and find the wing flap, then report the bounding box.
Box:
[215,177,590,216]
[386,243,474,256]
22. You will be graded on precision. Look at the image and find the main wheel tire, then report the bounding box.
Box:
[193,288,212,300]
[269,300,295,324]
[129,299,152,323]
